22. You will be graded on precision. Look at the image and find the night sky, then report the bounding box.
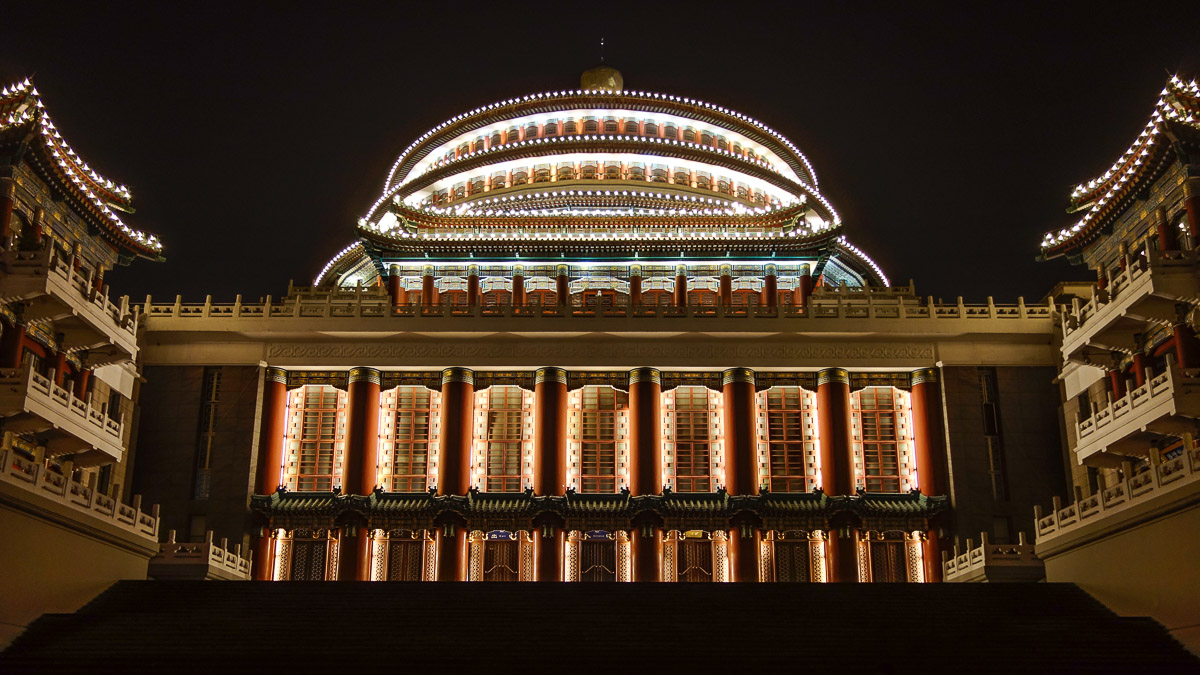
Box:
[3,3,1199,303]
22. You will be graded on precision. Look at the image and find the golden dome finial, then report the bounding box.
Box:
[581,64,623,92]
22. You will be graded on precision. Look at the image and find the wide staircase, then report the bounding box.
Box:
[2,581,1196,673]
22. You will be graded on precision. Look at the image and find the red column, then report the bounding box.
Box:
[729,526,760,582]
[909,368,948,497]
[52,351,68,387]
[533,367,568,496]
[673,265,687,308]
[1132,352,1149,387]
[1109,370,1125,400]
[535,526,565,581]
[338,527,371,583]
[421,264,437,306]
[387,265,406,307]
[437,368,474,496]
[466,264,480,306]
[719,264,733,307]
[1096,267,1107,292]
[762,263,778,308]
[1184,177,1200,245]
[1173,323,1200,370]
[93,267,105,296]
[512,265,526,307]
[827,525,859,583]
[74,368,91,400]
[436,523,468,581]
[816,368,855,496]
[628,368,663,496]
[252,367,289,580]
[344,367,382,496]
[555,264,570,307]
[632,525,662,582]
[629,264,643,306]
[1157,207,1178,251]
[797,265,814,309]
[722,368,758,496]
[0,322,26,369]
[923,529,943,584]
[0,179,13,241]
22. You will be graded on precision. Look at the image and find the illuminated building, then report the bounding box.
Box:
[1035,74,1200,652]
[129,66,1066,586]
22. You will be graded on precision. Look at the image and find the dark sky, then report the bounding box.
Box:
[3,2,1199,303]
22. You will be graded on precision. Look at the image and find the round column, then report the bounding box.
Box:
[762,263,778,308]
[338,525,370,583]
[816,368,855,496]
[719,263,733,307]
[467,264,480,306]
[52,351,68,388]
[555,264,570,307]
[628,368,663,496]
[923,529,943,584]
[827,521,860,583]
[0,321,24,369]
[535,521,565,582]
[436,521,468,581]
[437,368,475,496]
[797,264,814,309]
[909,368,948,497]
[512,264,526,307]
[1133,352,1149,387]
[73,368,91,400]
[1184,176,1200,245]
[1173,323,1199,369]
[721,368,758,496]
[0,178,14,240]
[421,264,437,306]
[673,264,687,308]
[533,367,569,496]
[387,264,406,307]
[632,524,662,582]
[729,526,760,582]
[344,367,382,496]
[629,264,643,306]
[252,367,289,580]
[1157,207,1178,251]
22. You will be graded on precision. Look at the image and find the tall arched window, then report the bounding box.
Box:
[756,387,820,492]
[664,386,722,492]
[474,386,533,492]
[850,387,915,493]
[568,385,629,493]
[284,385,346,492]
[378,386,440,491]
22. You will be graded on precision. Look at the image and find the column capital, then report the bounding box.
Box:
[535,367,568,385]
[718,263,733,277]
[674,264,687,277]
[265,367,288,384]
[910,368,939,387]
[442,367,474,385]
[628,367,661,385]
[555,263,570,277]
[467,264,480,277]
[629,263,642,277]
[817,367,849,386]
[798,263,812,276]
[764,263,777,277]
[513,263,525,277]
[0,177,15,197]
[388,263,401,276]
[349,367,382,385]
[422,264,436,277]
[1185,175,1200,198]
[721,367,755,386]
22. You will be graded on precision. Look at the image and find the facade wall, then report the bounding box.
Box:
[943,365,1065,543]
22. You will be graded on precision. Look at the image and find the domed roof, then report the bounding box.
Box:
[580,65,623,92]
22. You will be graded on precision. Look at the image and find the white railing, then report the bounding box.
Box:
[152,529,252,580]
[1061,247,1200,344]
[1074,356,1199,461]
[2,245,135,339]
[943,531,1041,581]
[0,366,124,458]
[139,292,1054,323]
[1035,443,1200,542]
[0,442,158,543]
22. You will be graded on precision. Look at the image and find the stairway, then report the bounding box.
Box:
[2,582,1196,673]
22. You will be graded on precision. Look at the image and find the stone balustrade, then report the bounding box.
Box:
[149,530,252,580]
[0,366,125,462]
[0,436,158,543]
[943,531,1043,583]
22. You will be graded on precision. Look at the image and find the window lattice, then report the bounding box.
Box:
[851,387,915,493]
[284,385,346,492]
[663,387,722,492]
[379,386,440,492]
[756,387,820,493]
[568,386,629,493]
[474,386,534,492]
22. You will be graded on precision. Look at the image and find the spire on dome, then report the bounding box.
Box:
[581,64,623,92]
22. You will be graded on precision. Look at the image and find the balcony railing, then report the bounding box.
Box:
[1060,247,1200,362]
[1035,443,1200,545]
[0,439,158,544]
[149,530,252,580]
[0,366,125,462]
[0,245,137,364]
[943,531,1043,583]
[1073,355,1200,464]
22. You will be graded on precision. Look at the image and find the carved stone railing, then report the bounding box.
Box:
[1036,442,1200,544]
[0,436,158,543]
[149,530,251,580]
[943,531,1043,583]
[0,366,125,461]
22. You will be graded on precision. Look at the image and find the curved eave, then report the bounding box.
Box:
[832,236,890,287]
[385,91,818,193]
[314,241,370,286]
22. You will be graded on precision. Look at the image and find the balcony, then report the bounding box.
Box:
[0,246,138,367]
[148,530,252,581]
[0,437,158,544]
[0,366,125,464]
[943,531,1044,583]
[1073,356,1200,465]
[1060,248,1200,364]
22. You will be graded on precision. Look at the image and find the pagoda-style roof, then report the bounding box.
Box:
[1041,76,1200,259]
[0,79,162,259]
